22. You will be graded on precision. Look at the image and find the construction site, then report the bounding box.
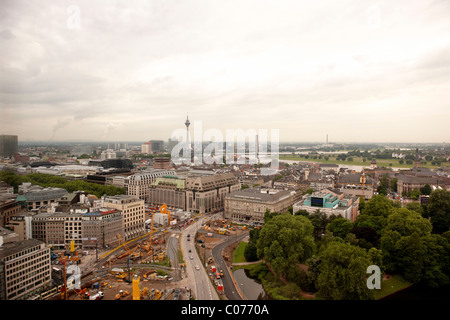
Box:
[47,208,249,301]
[49,204,192,301]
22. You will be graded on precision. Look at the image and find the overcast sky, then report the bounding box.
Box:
[1,0,450,144]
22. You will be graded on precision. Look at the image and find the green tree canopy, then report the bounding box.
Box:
[426,189,450,234]
[316,241,375,300]
[326,218,353,239]
[256,214,315,278]
[380,208,450,287]
[354,195,396,235]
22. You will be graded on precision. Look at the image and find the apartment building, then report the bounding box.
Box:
[0,238,52,300]
[102,195,145,241]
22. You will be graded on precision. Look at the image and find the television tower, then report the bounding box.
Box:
[185,114,191,156]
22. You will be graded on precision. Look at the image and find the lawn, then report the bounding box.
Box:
[373,274,412,300]
[232,241,248,264]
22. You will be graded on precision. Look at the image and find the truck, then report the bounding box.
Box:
[90,291,104,300]
[217,228,227,235]
[211,265,216,273]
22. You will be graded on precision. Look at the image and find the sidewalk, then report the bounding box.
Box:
[232,260,262,266]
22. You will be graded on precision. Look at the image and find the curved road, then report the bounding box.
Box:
[211,232,249,300]
[180,216,220,300]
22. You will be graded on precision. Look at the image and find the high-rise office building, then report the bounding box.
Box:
[0,135,18,158]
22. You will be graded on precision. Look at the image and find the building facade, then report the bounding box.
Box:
[102,195,145,241]
[147,172,241,214]
[0,135,18,158]
[336,173,375,200]
[17,183,67,211]
[396,174,449,196]
[125,169,176,202]
[0,239,52,300]
[148,176,187,209]
[153,157,171,170]
[5,213,33,241]
[185,172,241,214]
[224,187,297,225]
[81,209,124,249]
[293,188,360,222]
[0,194,24,228]
[31,212,83,250]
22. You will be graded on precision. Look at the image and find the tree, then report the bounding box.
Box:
[361,195,395,217]
[294,209,309,216]
[307,210,338,240]
[354,195,395,235]
[377,175,389,195]
[316,242,375,300]
[244,228,260,262]
[350,226,380,248]
[426,189,450,234]
[420,184,432,195]
[405,202,424,215]
[390,178,398,193]
[410,188,420,200]
[326,218,353,239]
[256,214,315,278]
[380,208,450,287]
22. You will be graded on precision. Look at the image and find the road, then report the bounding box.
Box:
[167,234,182,281]
[180,215,220,300]
[211,232,249,300]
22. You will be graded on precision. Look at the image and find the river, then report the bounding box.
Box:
[233,268,271,300]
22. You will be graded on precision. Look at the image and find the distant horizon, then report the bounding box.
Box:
[16,138,448,146]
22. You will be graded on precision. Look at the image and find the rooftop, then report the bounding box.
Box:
[0,238,45,259]
[227,187,293,202]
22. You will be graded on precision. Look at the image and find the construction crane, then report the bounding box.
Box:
[160,203,171,224]
[116,233,140,260]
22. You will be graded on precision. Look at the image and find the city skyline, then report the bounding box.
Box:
[1,1,450,143]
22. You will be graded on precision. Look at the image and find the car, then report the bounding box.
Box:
[188,249,191,253]
[195,265,200,270]
[190,256,193,260]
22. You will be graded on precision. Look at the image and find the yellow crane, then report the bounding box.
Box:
[160,203,171,224]
[132,275,140,300]
[116,233,140,259]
